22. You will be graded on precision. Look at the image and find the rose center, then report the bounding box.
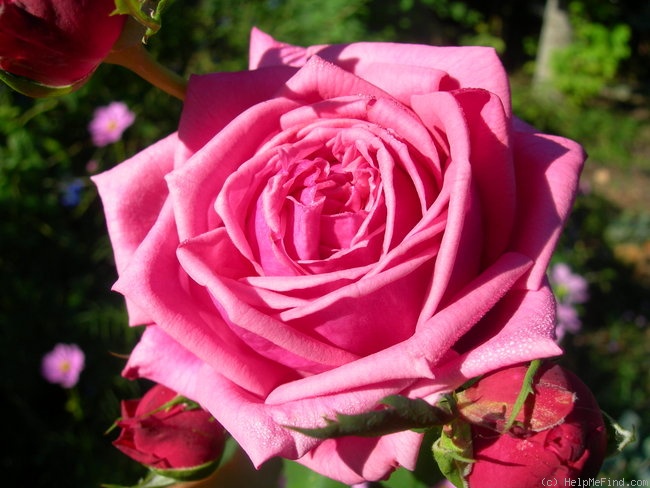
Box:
[288,157,371,214]
[277,143,379,262]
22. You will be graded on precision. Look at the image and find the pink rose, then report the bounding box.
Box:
[94,29,584,484]
[113,384,227,470]
[0,0,126,94]
[456,363,607,487]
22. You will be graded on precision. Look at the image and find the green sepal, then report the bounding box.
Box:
[101,459,220,488]
[101,471,180,488]
[112,0,171,40]
[502,359,542,432]
[0,69,83,98]
[151,458,221,482]
[602,410,636,457]
[432,420,475,488]
[286,394,457,439]
[152,394,202,414]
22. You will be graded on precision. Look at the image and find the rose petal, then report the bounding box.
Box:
[410,91,481,318]
[250,28,511,113]
[510,118,585,289]
[296,431,422,484]
[412,89,516,267]
[114,204,295,396]
[92,134,178,325]
[279,55,392,103]
[265,252,532,404]
[177,236,363,371]
[124,326,419,483]
[169,96,300,243]
[179,67,297,156]
[435,283,563,385]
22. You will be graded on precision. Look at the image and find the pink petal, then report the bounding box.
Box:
[265,252,532,405]
[296,431,422,484]
[114,203,294,396]
[410,91,481,318]
[435,283,563,385]
[178,67,296,157]
[168,97,300,242]
[124,326,419,483]
[92,133,176,275]
[177,235,362,372]
[249,29,511,113]
[92,133,177,324]
[249,27,326,69]
[279,55,391,103]
[412,89,516,266]
[510,118,585,289]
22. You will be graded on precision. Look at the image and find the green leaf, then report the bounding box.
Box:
[112,0,172,40]
[0,69,82,98]
[503,359,542,432]
[432,420,474,488]
[382,467,433,488]
[282,460,349,488]
[151,459,221,482]
[411,427,447,486]
[101,470,178,488]
[602,410,636,457]
[150,394,202,415]
[286,395,457,439]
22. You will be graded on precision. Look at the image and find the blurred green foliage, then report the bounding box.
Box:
[554,190,650,482]
[551,1,631,105]
[1,0,649,486]
[511,80,647,170]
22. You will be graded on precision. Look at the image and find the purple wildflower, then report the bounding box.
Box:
[86,160,99,173]
[550,263,589,340]
[41,343,85,388]
[88,101,135,147]
[550,262,589,304]
[555,303,583,340]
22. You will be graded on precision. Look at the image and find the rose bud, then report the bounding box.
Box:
[0,0,126,97]
[113,384,227,472]
[455,363,608,487]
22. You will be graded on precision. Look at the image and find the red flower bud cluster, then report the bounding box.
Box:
[456,363,608,487]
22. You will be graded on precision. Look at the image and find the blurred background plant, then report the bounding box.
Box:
[1,0,649,486]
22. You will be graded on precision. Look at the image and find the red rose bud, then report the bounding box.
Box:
[113,384,227,472]
[454,363,608,487]
[0,0,127,96]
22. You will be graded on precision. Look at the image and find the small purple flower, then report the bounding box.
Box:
[86,160,99,174]
[88,101,135,147]
[41,343,85,388]
[550,263,589,340]
[555,302,583,340]
[550,262,589,304]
